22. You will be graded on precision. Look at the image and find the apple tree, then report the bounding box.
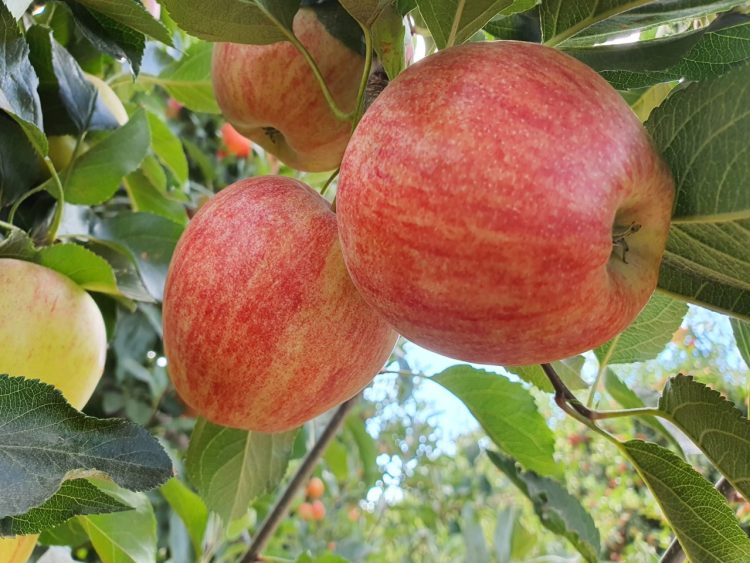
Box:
[1,0,750,561]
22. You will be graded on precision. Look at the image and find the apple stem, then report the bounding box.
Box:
[320,168,340,198]
[240,396,359,563]
[351,26,375,127]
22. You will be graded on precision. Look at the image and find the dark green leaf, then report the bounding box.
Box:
[0,114,47,207]
[63,1,146,74]
[81,238,154,303]
[732,318,750,368]
[648,63,750,320]
[186,419,297,523]
[488,450,600,562]
[372,5,406,80]
[0,226,36,260]
[624,440,750,561]
[484,11,542,42]
[416,0,514,48]
[433,366,559,477]
[160,0,300,44]
[0,479,130,536]
[0,3,45,153]
[38,518,88,547]
[74,0,171,45]
[658,375,750,501]
[540,0,651,46]
[0,375,172,518]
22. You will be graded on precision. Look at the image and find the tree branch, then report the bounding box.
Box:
[240,396,359,562]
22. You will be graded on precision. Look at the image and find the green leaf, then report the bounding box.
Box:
[81,238,154,303]
[0,375,173,518]
[372,5,406,80]
[488,450,600,562]
[603,369,684,456]
[0,3,46,154]
[79,480,158,563]
[338,0,390,25]
[74,0,171,45]
[146,111,188,185]
[0,225,36,261]
[579,17,750,89]
[61,109,150,204]
[433,366,559,477]
[506,356,589,393]
[186,419,297,523]
[0,479,130,536]
[647,62,750,320]
[416,0,514,48]
[540,0,652,46]
[323,439,349,483]
[624,440,750,562]
[158,42,219,114]
[63,1,146,75]
[160,0,300,44]
[93,211,184,301]
[345,413,379,487]
[731,318,750,368]
[36,243,120,295]
[658,375,750,501]
[484,10,542,42]
[563,0,748,47]
[124,170,187,226]
[38,517,88,547]
[160,478,208,558]
[594,293,688,365]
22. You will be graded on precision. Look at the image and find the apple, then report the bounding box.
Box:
[336,41,674,366]
[162,176,397,432]
[211,8,364,172]
[298,501,314,521]
[0,259,107,563]
[306,476,325,499]
[310,499,326,521]
[0,259,107,409]
[220,123,252,158]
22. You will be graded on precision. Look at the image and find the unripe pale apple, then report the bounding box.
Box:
[0,259,107,409]
[162,176,397,432]
[337,41,674,366]
[0,259,107,563]
[211,8,364,172]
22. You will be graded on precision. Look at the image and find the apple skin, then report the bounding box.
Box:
[336,41,674,366]
[0,259,107,409]
[0,259,107,563]
[211,8,364,172]
[162,176,397,432]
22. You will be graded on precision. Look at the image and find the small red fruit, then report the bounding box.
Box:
[221,123,252,158]
[311,500,326,521]
[298,502,314,521]
[306,477,325,499]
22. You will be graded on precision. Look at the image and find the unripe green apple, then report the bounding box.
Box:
[211,8,364,172]
[337,41,674,366]
[0,259,107,562]
[162,176,397,432]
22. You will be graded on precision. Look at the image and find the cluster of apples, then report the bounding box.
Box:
[163,8,675,434]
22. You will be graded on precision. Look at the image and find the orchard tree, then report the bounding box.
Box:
[1,1,749,562]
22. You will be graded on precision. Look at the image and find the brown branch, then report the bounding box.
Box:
[240,396,359,562]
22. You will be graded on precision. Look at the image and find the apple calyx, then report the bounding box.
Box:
[612,222,642,264]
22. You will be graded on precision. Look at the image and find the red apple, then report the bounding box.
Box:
[310,499,326,521]
[306,476,325,499]
[337,41,674,366]
[162,176,397,432]
[298,501,315,521]
[220,123,252,158]
[212,8,364,172]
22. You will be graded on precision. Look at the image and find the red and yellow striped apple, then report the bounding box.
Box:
[0,258,107,563]
[162,176,397,432]
[337,41,674,366]
[212,8,364,172]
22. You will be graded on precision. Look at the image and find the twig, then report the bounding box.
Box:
[240,396,359,562]
[659,477,735,563]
